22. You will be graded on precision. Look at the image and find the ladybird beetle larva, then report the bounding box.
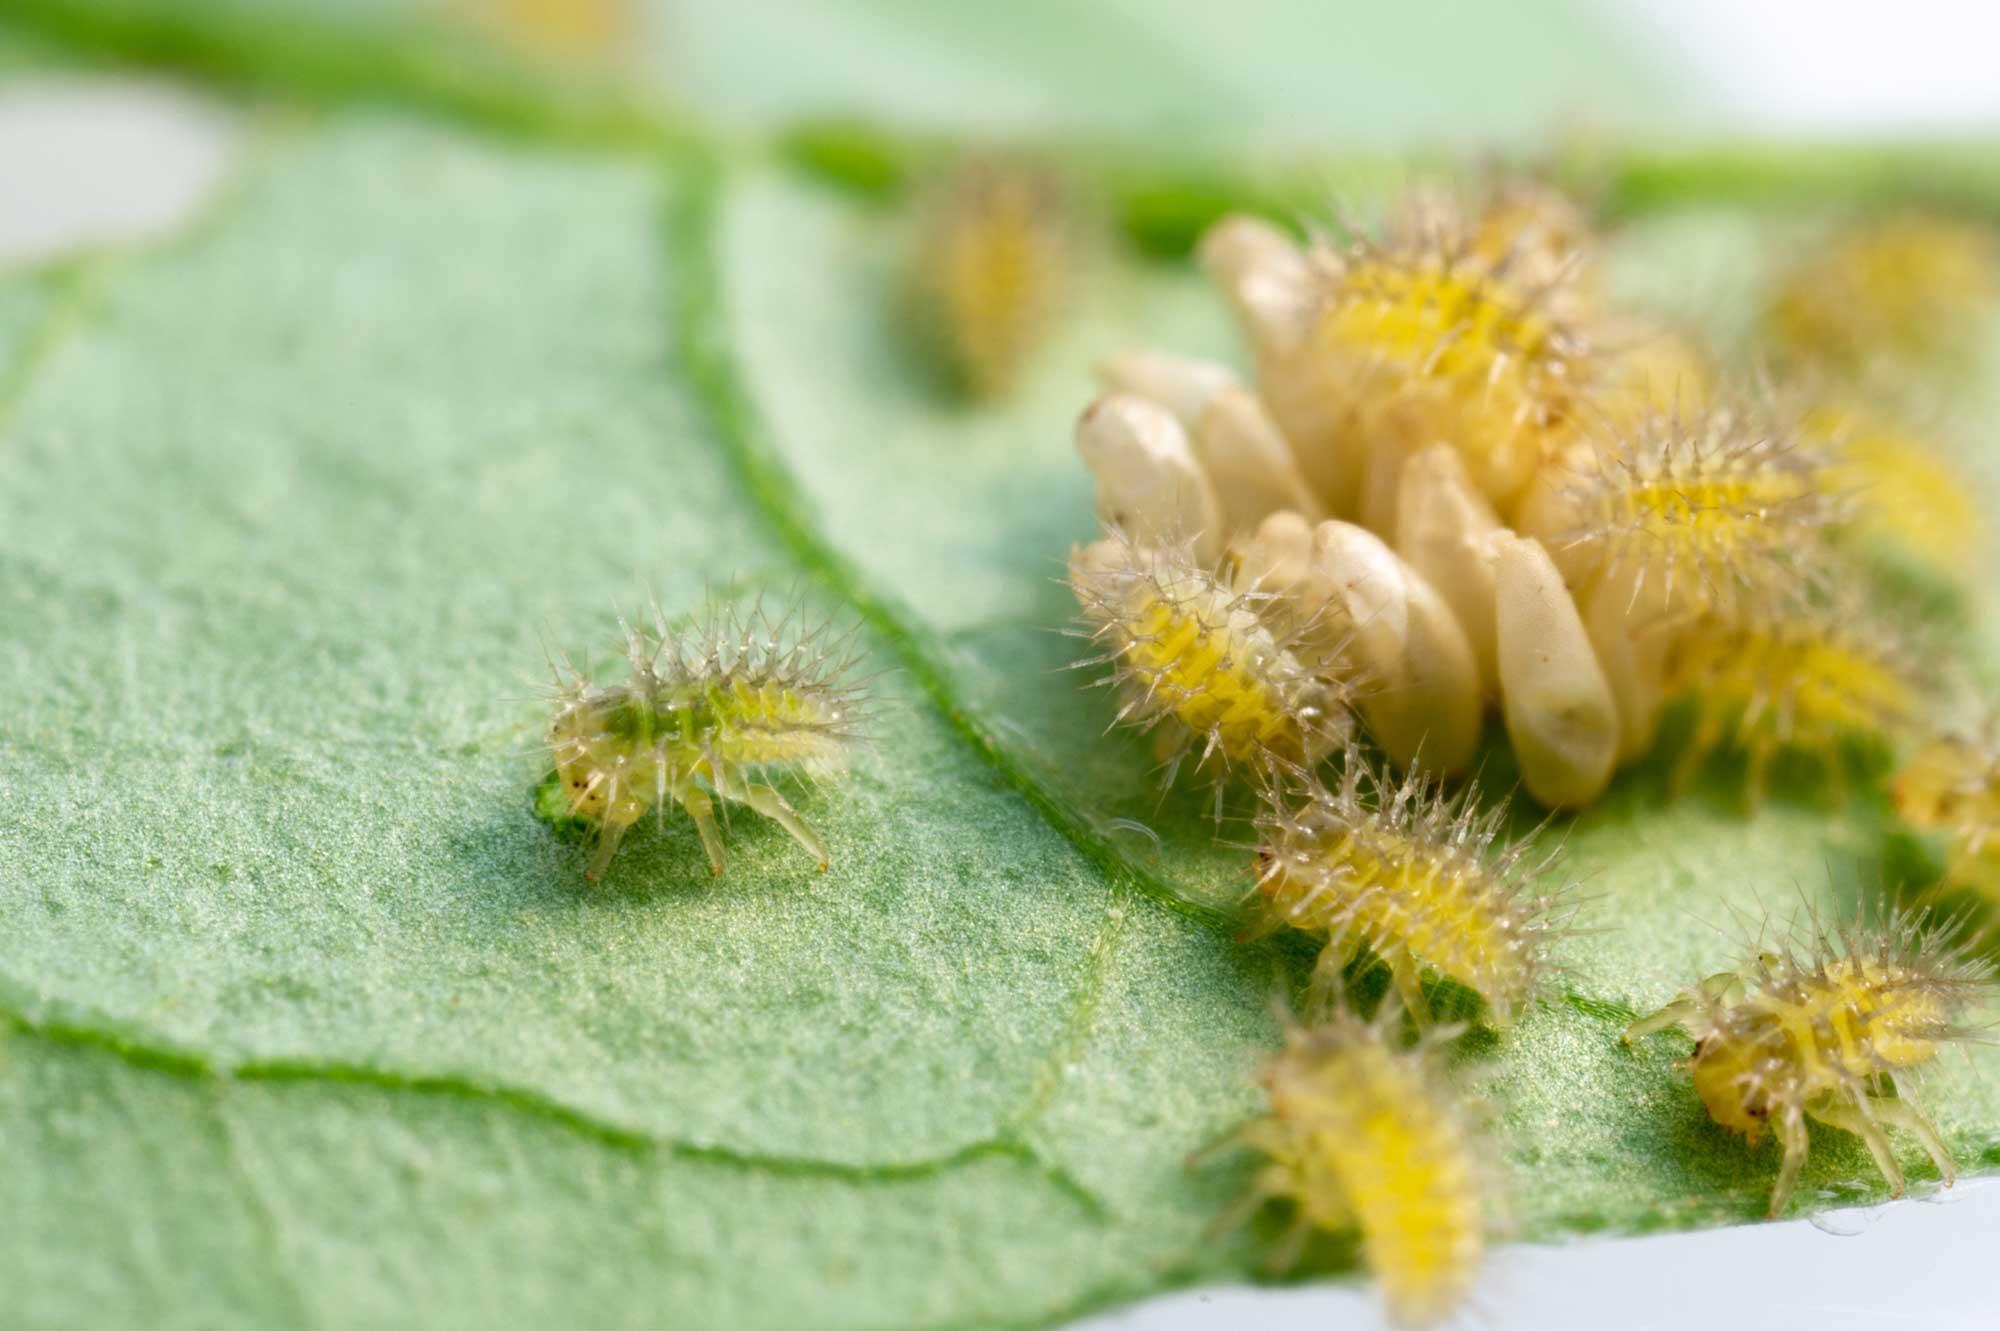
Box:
[1198,200,1594,529]
[1066,527,1355,798]
[908,157,1071,399]
[1245,747,1570,1025]
[1624,905,1992,1217]
[1661,586,1920,806]
[1894,720,2000,899]
[541,598,868,880]
[1208,1008,1491,1326]
[1534,399,1839,613]
[1764,213,1999,380]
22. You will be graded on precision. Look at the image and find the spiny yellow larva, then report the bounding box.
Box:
[1211,1008,1491,1326]
[1662,586,1921,806]
[1624,904,1992,1217]
[1543,399,1840,612]
[1067,528,1355,795]
[1292,211,1595,526]
[1765,213,1998,379]
[1894,720,2000,900]
[1245,748,1570,1025]
[459,0,632,64]
[1393,174,1600,319]
[542,598,868,881]
[909,157,1070,399]
[1801,404,1982,578]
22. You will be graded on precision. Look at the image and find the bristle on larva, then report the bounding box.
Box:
[1214,1009,1489,1326]
[543,597,868,880]
[910,158,1070,398]
[1554,401,1839,611]
[1894,721,2000,900]
[1624,903,1992,1216]
[1246,749,1569,1025]
[1068,529,1355,793]
[1662,588,1920,806]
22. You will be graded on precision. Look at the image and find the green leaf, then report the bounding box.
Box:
[7,10,2000,1331]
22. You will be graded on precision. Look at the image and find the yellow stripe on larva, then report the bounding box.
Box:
[1229,1013,1488,1327]
[1894,724,2000,899]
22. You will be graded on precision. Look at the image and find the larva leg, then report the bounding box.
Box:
[1809,1099,1906,1198]
[735,780,830,871]
[1623,970,1741,1043]
[1265,1213,1313,1273]
[1386,952,1433,1028]
[1304,936,1361,1017]
[678,785,728,877]
[585,822,628,882]
[1871,1096,1955,1186]
[1671,710,1726,797]
[1769,1107,1810,1218]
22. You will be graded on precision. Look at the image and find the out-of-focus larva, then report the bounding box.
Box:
[1211,1008,1491,1326]
[1894,722,2000,898]
[461,0,631,65]
[543,599,867,880]
[1803,404,1981,578]
[1246,747,1569,1024]
[1067,528,1354,791]
[1765,214,1998,379]
[1536,400,1839,612]
[1394,174,1600,319]
[1491,531,1620,808]
[1246,519,1481,777]
[910,158,1070,398]
[1073,394,1224,563]
[1624,905,1992,1216]
[1662,589,1921,805]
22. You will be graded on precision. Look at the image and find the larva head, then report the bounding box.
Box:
[1766,214,1998,378]
[1250,1008,1491,1326]
[911,157,1071,398]
[1281,215,1591,511]
[1251,750,1571,1024]
[1068,529,1355,782]
[1557,399,1839,612]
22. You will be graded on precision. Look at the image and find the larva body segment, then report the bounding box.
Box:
[1218,1011,1489,1326]
[1247,750,1568,1025]
[1624,908,1992,1216]
[1663,591,1919,806]
[1549,402,1838,612]
[910,159,1069,398]
[1894,724,2000,898]
[544,601,867,880]
[1068,530,1353,787]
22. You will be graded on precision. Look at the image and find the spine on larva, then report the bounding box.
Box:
[1067,528,1353,787]
[1247,748,1568,1025]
